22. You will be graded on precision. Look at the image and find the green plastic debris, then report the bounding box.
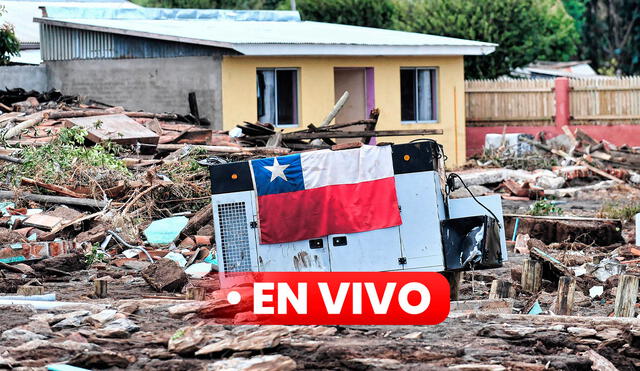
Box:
[143,216,189,245]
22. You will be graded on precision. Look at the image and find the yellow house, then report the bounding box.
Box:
[35,8,495,166]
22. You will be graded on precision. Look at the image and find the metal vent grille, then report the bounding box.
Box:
[218,202,252,272]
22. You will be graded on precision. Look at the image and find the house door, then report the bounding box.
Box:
[334,68,368,123]
[333,68,375,143]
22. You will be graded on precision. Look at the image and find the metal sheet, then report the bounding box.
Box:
[328,227,403,272]
[35,15,496,57]
[448,195,508,262]
[257,238,330,272]
[395,171,445,271]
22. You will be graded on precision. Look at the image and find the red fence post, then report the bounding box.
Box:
[555,77,570,127]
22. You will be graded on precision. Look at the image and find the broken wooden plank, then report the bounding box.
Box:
[22,214,64,230]
[521,259,543,292]
[63,114,159,146]
[613,274,639,317]
[21,177,87,198]
[320,91,350,127]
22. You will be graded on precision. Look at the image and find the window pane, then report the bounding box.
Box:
[276,70,298,125]
[400,69,416,121]
[257,70,276,124]
[417,69,435,121]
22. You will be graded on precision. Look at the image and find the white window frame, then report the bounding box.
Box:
[400,67,439,124]
[256,67,300,128]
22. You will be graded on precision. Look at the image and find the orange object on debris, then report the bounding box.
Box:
[194,235,212,246]
[496,179,544,200]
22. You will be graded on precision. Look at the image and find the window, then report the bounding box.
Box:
[400,68,437,123]
[257,68,299,126]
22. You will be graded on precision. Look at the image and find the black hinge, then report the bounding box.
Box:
[398,257,407,265]
[250,221,258,228]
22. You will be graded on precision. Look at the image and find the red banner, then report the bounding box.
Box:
[203,272,450,325]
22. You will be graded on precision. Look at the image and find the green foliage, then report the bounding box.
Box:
[392,0,579,79]
[171,328,186,340]
[599,202,640,222]
[85,245,108,265]
[2,126,129,185]
[529,199,563,216]
[0,6,20,66]
[562,0,587,34]
[131,0,282,9]
[296,0,396,29]
[579,0,640,75]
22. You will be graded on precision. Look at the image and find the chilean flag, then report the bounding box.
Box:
[250,145,402,244]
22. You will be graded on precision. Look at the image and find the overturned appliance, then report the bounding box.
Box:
[208,141,506,275]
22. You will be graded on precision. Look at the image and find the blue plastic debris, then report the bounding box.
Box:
[0,202,14,216]
[203,250,218,265]
[143,216,188,245]
[47,364,91,371]
[0,256,26,264]
[528,301,542,315]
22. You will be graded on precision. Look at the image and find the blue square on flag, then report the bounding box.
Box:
[251,154,305,196]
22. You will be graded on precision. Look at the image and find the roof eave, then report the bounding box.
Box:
[232,44,496,56]
[34,17,497,57]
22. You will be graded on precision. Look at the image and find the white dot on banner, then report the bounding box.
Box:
[227,291,241,305]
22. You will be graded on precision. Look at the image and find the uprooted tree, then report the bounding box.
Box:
[0,5,20,66]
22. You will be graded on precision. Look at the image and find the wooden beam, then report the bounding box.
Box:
[254,129,443,141]
[0,191,108,208]
[521,259,542,293]
[614,274,639,317]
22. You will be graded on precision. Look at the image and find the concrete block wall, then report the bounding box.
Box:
[46,56,223,129]
[0,65,49,91]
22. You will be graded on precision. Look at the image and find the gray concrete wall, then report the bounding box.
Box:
[0,65,49,91]
[46,56,223,129]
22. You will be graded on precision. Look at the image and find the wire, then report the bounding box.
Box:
[445,173,502,229]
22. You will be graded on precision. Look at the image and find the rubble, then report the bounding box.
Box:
[0,87,640,368]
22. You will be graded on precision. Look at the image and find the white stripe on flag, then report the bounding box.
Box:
[301,145,394,190]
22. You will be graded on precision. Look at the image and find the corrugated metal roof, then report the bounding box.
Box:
[43,7,301,21]
[0,0,140,44]
[36,18,496,56]
[40,23,231,60]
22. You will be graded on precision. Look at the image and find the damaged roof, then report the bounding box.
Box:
[34,7,497,57]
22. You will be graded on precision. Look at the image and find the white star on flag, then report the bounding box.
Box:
[264,157,290,182]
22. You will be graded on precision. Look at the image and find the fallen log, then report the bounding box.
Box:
[2,113,45,140]
[47,109,182,121]
[0,154,24,164]
[0,191,108,208]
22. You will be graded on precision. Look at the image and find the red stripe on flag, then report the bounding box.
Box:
[257,177,402,244]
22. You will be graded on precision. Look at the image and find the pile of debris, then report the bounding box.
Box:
[462,128,640,201]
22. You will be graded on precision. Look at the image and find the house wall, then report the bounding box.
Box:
[46,56,223,128]
[221,56,467,166]
[0,65,49,91]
